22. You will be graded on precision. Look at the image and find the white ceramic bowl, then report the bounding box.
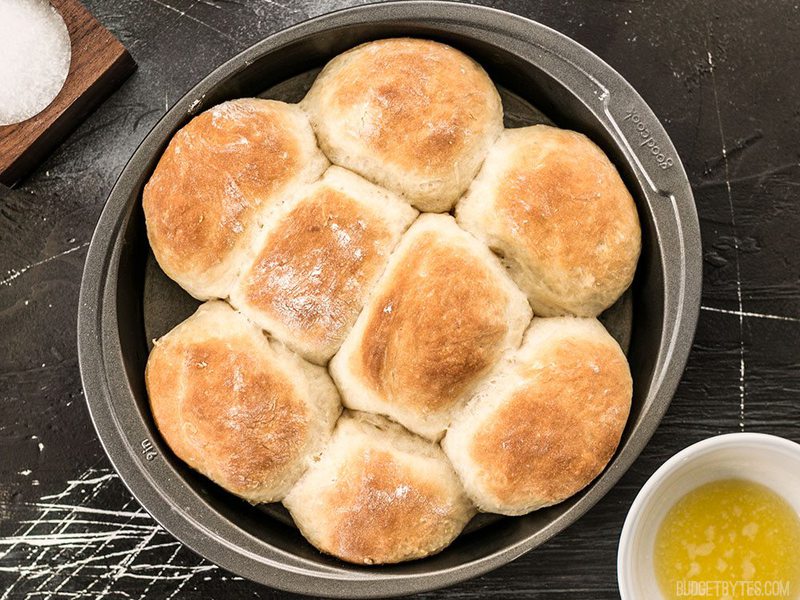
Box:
[618,432,800,599]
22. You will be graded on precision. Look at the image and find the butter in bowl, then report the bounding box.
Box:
[618,433,800,600]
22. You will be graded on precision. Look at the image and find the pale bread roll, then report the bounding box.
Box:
[143,99,329,300]
[230,167,418,365]
[456,125,641,317]
[283,412,475,564]
[442,317,632,515]
[301,38,504,212]
[330,214,532,440]
[145,301,341,504]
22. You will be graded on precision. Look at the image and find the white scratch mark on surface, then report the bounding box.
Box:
[36,469,125,597]
[0,468,218,598]
[695,161,800,189]
[134,544,182,599]
[27,504,145,518]
[0,531,156,547]
[19,520,156,530]
[163,563,195,600]
[0,467,83,599]
[148,0,189,18]
[0,243,89,287]
[92,526,161,599]
[701,305,800,323]
[148,0,243,48]
[0,542,183,575]
[264,0,302,12]
[707,44,746,432]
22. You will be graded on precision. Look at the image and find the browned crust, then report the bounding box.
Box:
[323,448,464,564]
[497,127,639,293]
[146,325,309,498]
[471,339,632,507]
[357,233,509,417]
[239,187,394,348]
[326,38,499,173]
[142,99,302,280]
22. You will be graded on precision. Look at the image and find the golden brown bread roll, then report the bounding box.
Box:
[229,167,418,365]
[456,125,641,317]
[442,317,632,515]
[145,301,341,503]
[329,213,532,440]
[283,412,475,564]
[301,38,504,212]
[143,98,329,300]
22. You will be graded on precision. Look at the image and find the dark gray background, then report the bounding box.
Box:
[2,0,799,598]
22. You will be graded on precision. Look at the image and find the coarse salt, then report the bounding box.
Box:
[0,0,72,126]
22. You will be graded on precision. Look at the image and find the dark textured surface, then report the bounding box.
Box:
[1,1,798,598]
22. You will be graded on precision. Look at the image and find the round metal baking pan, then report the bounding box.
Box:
[78,2,702,597]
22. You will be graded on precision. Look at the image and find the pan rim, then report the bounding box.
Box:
[78,1,702,596]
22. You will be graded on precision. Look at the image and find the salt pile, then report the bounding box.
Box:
[0,0,72,126]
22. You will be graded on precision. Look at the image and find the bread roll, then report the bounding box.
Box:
[330,214,532,440]
[443,317,632,515]
[145,301,341,504]
[283,412,475,564]
[143,99,329,300]
[301,38,503,212]
[456,125,641,316]
[230,167,417,365]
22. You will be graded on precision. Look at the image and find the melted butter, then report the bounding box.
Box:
[654,479,800,600]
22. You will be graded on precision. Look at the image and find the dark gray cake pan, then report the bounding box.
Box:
[78,2,702,597]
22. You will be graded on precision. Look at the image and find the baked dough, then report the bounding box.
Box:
[143,40,641,564]
[283,412,475,564]
[145,301,341,503]
[443,317,632,515]
[456,125,641,316]
[301,38,503,212]
[230,166,417,365]
[330,213,532,440]
[143,98,328,300]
